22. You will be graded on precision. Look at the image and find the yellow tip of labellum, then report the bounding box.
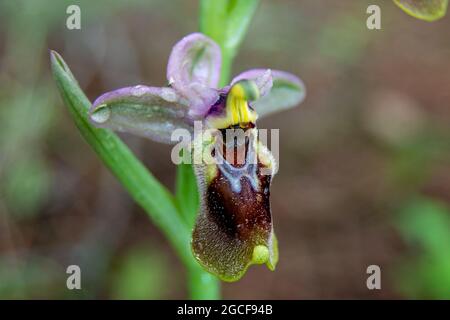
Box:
[230,80,260,101]
[252,245,270,265]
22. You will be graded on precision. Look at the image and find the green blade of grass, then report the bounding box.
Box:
[50,50,194,266]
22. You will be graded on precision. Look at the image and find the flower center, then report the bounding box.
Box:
[205,80,259,130]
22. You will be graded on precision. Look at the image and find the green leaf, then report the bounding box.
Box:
[200,0,260,85]
[397,197,450,257]
[50,50,192,267]
[3,156,50,218]
[395,197,450,298]
[224,0,259,52]
[394,0,448,21]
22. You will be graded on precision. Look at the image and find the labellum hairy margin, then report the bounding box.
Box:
[192,80,278,281]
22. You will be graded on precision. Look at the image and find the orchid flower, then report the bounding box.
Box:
[394,0,448,21]
[89,33,305,281]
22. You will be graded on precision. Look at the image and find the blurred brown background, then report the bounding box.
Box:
[0,0,449,299]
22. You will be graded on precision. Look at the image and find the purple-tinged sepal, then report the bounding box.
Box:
[232,69,305,118]
[89,85,192,144]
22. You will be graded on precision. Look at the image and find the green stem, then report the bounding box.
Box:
[177,0,260,299]
[188,266,221,300]
[200,0,260,85]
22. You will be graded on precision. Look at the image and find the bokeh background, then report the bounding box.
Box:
[1,0,450,299]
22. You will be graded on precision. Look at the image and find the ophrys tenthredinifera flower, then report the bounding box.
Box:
[90,33,305,281]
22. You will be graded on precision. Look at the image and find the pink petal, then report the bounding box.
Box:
[167,33,222,116]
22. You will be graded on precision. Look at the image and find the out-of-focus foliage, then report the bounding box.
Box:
[317,12,371,66]
[387,134,449,188]
[110,246,172,299]
[50,48,194,279]
[395,198,450,298]
[394,0,448,21]
[0,257,63,299]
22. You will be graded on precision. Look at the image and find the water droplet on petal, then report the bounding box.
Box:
[91,104,110,123]
[161,88,177,102]
[132,85,147,97]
